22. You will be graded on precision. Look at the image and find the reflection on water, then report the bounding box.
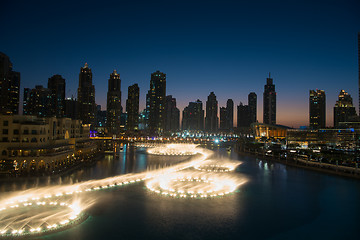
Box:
[1,146,360,240]
[0,146,191,192]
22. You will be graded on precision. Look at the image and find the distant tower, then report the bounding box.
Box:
[334,90,357,127]
[0,52,20,115]
[78,63,96,126]
[182,100,204,131]
[165,95,180,132]
[309,89,326,129]
[219,107,228,130]
[226,99,234,131]
[205,92,219,132]
[24,85,52,117]
[148,70,166,134]
[237,102,250,128]
[106,70,121,135]
[263,74,276,125]
[48,74,66,117]
[358,33,360,115]
[248,92,257,124]
[126,84,140,131]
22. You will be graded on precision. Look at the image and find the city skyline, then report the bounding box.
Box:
[1,0,359,127]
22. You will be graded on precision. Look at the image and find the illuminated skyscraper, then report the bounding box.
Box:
[148,70,166,134]
[78,63,96,127]
[334,90,357,127]
[23,85,52,117]
[48,74,65,117]
[106,70,121,135]
[263,74,276,125]
[126,84,139,131]
[358,32,360,115]
[0,52,20,115]
[309,89,326,129]
[205,92,218,132]
[248,92,257,124]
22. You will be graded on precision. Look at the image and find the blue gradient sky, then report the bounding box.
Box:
[1,0,359,127]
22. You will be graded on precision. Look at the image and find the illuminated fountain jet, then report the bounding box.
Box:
[147,143,200,156]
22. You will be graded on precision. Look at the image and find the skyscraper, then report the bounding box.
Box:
[309,89,326,129]
[226,99,234,131]
[205,92,218,132]
[126,84,140,131]
[23,85,52,117]
[0,52,20,115]
[182,100,204,131]
[77,63,96,126]
[219,107,228,130]
[148,70,166,134]
[358,32,360,115]
[165,95,180,132]
[48,74,65,117]
[237,102,250,128]
[263,74,276,125]
[106,70,122,135]
[334,90,357,127]
[248,92,257,124]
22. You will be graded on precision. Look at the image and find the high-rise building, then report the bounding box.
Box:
[148,70,166,134]
[126,84,140,131]
[358,32,360,115]
[263,74,276,125]
[48,74,66,117]
[95,104,107,135]
[226,99,234,131]
[205,92,219,132]
[309,89,326,129]
[165,95,180,132]
[182,100,204,131]
[334,90,357,127]
[106,70,121,135]
[0,52,20,115]
[77,63,96,127]
[219,107,228,130]
[23,88,30,115]
[248,92,257,124]
[23,85,52,117]
[64,97,79,120]
[237,102,250,128]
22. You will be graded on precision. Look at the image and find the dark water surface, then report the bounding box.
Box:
[2,146,360,239]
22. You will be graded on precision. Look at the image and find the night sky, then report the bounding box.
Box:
[1,0,359,127]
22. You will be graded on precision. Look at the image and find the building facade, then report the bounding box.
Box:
[309,89,326,129]
[205,92,218,132]
[182,100,204,131]
[77,63,96,127]
[164,95,180,132]
[106,70,121,135]
[23,85,52,118]
[126,84,140,131]
[333,90,357,127]
[0,115,95,174]
[0,52,20,115]
[48,74,66,118]
[237,102,250,128]
[248,92,257,124]
[226,99,234,131]
[263,74,276,125]
[148,71,166,134]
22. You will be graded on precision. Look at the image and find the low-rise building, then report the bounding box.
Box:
[0,115,97,174]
